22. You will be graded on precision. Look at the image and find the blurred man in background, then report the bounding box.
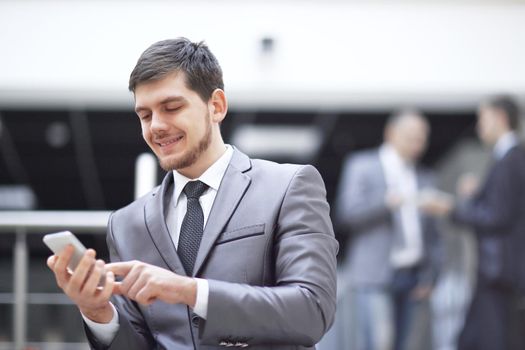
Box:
[335,110,443,350]
[428,95,525,350]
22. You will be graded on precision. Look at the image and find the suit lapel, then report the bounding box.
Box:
[193,149,252,276]
[476,159,500,200]
[374,151,387,192]
[144,172,186,275]
[415,169,427,228]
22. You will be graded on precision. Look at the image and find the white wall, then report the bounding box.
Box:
[1,0,524,110]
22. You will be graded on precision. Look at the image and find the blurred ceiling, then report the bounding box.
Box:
[1,1,524,110]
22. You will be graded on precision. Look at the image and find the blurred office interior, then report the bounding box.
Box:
[1,0,525,349]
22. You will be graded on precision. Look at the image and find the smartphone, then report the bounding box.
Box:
[43,231,105,286]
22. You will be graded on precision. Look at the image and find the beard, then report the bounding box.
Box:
[158,114,213,172]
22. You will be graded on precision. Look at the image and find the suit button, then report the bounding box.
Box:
[191,314,200,327]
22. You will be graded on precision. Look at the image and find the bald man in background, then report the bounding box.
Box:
[335,110,443,350]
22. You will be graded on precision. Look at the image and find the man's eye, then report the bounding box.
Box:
[139,114,151,121]
[166,106,181,112]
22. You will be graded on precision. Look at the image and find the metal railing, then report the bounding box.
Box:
[0,211,111,350]
[0,210,473,350]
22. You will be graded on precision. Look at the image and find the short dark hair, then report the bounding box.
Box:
[128,38,224,102]
[483,94,521,130]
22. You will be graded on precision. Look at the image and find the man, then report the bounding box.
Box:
[335,110,442,350]
[47,38,338,349]
[438,95,525,350]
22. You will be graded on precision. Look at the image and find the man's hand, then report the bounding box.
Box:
[457,173,480,199]
[47,245,115,323]
[418,189,454,217]
[385,190,404,210]
[410,285,433,301]
[107,261,197,307]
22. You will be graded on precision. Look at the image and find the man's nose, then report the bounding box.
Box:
[150,113,168,131]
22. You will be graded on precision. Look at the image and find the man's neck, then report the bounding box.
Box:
[493,130,518,160]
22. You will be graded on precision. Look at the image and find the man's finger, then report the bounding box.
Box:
[82,259,104,295]
[136,287,156,305]
[54,245,74,272]
[46,255,57,270]
[112,281,124,295]
[68,249,96,290]
[106,261,136,277]
[95,271,115,303]
[54,245,75,284]
[127,272,149,301]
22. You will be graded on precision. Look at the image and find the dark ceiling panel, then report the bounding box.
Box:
[0,108,476,210]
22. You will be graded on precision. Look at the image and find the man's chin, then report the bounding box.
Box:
[159,155,195,172]
[155,154,175,171]
[159,158,180,172]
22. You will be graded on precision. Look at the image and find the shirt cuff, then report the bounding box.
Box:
[193,278,209,319]
[81,302,120,346]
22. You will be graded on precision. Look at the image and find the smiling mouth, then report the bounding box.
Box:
[157,135,184,147]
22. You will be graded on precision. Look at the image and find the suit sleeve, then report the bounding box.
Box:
[452,160,518,232]
[418,217,444,286]
[334,154,391,232]
[199,165,339,346]
[84,213,156,350]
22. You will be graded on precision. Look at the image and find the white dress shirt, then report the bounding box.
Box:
[379,144,423,268]
[493,131,519,161]
[83,145,234,345]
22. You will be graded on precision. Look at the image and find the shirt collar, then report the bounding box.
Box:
[493,132,519,160]
[379,143,414,170]
[172,145,234,204]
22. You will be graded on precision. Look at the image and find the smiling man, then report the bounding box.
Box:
[47,38,338,349]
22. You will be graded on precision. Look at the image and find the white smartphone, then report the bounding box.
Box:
[43,231,105,286]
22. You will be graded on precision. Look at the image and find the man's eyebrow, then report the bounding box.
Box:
[134,96,187,114]
[160,96,187,105]
[134,106,148,114]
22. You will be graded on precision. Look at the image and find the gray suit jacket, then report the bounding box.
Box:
[334,149,442,288]
[86,148,338,349]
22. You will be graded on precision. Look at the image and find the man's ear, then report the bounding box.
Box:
[209,89,228,123]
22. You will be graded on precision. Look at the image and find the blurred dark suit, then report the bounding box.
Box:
[453,143,525,350]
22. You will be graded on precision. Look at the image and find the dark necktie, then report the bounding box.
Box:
[178,180,209,276]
